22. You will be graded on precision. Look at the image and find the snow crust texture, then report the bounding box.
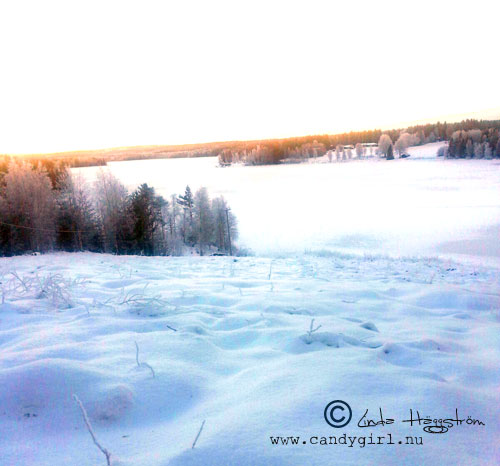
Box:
[1,252,499,465]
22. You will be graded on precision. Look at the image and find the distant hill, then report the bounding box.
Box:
[4,142,234,167]
[3,116,500,168]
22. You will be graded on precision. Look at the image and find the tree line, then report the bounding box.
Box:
[5,117,499,169]
[217,118,500,165]
[442,128,500,159]
[0,161,238,257]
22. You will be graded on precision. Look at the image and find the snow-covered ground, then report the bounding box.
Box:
[74,142,500,264]
[1,252,499,465]
[2,142,499,465]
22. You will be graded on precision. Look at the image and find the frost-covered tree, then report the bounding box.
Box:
[177,186,195,245]
[193,187,214,256]
[427,131,436,143]
[417,129,425,144]
[1,161,56,254]
[378,134,393,157]
[465,139,474,158]
[57,171,98,251]
[394,133,412,156]
[164,193,183,255]
[484,143,493,159]
[246,145,275,165]
[335,144,343,161]
[0,195,9,254]
[468,129,482,143]
[212,196,238,254]
[473,142,484,159]
[436,145,448,157]
[355,143,364,159]
[93,170,130,253]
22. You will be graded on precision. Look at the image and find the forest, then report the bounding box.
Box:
[0,161,237,257]
[444,128,500,158]
[217,119,500,165]
[3,118,500,169]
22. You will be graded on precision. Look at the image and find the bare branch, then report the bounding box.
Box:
[134,341,155,378]
[192,420,206,449]
[72,394,112,466]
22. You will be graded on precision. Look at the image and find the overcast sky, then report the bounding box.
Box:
[1,0,499,154]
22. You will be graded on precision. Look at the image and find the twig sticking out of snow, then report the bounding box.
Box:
[309,318,321,335]
[142,361,156,378]
[268,261,273,280]
[72,394,112,466]
[192,420,206,449]
[134,340,140,366]
[134,341,155,378]
[305,318,322,343]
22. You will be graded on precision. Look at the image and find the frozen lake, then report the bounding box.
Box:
[75,143,500,262]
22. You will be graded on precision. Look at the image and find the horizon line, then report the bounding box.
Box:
[4,107,500,158]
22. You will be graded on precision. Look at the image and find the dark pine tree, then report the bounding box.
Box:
[386,144,394,160]
[448,139,456,158]
[129,184,166,255]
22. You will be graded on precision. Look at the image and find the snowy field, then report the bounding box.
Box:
[74,142,500,264]
[1,142,500,465]
[1,252,499,465]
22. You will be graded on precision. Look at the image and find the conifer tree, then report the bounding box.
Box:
[177,186,195,245]
[129,184,166,255]
[386,144,394,160]
[193,187,214,256]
